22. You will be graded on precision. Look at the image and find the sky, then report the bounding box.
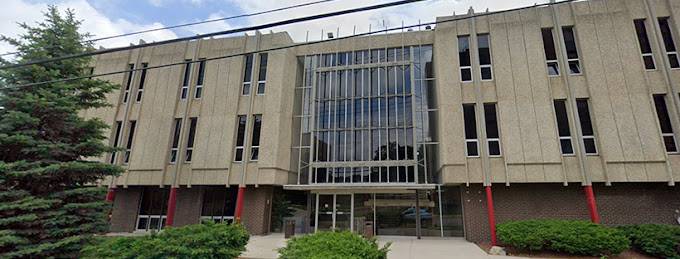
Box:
[0,0,551,56]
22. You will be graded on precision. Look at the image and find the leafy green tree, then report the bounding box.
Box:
[0,6,122,258]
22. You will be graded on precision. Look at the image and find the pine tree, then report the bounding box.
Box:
[0,6,123,258]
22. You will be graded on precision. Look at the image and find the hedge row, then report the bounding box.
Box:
[498,220,680,258]
[278,231,390,259]
[80,222,249,259]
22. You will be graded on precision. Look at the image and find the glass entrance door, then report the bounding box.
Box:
[315,194,353,232]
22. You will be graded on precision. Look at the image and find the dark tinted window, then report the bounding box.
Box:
[562,27,579,59]
[634,19,653,54]
[653,94,673,134]
[138,63,148,90]
[658,17,677,52]
[463,104,477,139]
[196,59,206,85]
[182,60,192,86]
[576,99,594,136]
[138,188,168,215]
[186,117,197,148]
[171,118,182,148]
[542,28,557,60]
[125,64,135,90]
[258,53,268,81]
[236,115,247,146]
[554,100,571,137]
[458,36,471,66]
[478,34,491,65]
[201,187,238,217]
[243,54,253,82]
[126,121,136,149]
[484,103,498,138]
[251,114,262,146]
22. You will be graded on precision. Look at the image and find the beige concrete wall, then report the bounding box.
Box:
[91,0,680,187]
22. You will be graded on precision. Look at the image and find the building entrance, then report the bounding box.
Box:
[316,194,353,231]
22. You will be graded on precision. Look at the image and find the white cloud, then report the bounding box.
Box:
[0,0,178,57]
[148,0,164,7]
[182,12,235,36]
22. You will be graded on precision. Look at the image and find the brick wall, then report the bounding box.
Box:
[241,186,273,235]
[110,187,142,232]
[174,187,203,227]
[462,183,680,242]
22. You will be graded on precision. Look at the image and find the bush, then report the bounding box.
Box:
[618,224,680,259]
[278,231,390,259]
[80,222,249,259]
[497,219,629,256]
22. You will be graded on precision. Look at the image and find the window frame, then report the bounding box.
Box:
[542,28,561,76]
[458,35,473,83]
[110,121,123,164]
[185,117,198,163]
[181,60,192,100]
[553,99,575,156]
[256,53,268,95]
[123,64,134,103]
[477,34,493,81]
[658,17,680,69]
[169,118,182,164]
[195,59,206,99]
[463,103,479,157]
[242,54,254,96]
[124,120,137,164]
[576,99,598,155]
[250,114,262,161]
[234,115,247,162]
[483,103,501,157]
[653,94,679,154]
[136,63,148,103]
[633,19,657,71]
[561,26,582,75]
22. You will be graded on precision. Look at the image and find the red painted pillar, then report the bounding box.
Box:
[105,188,116,202]
[485,185,498,246]
[234,186,246,221]
[165,187,178,227]
[583,185,600,224]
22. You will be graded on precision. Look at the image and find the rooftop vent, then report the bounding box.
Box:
[327,32,334,39]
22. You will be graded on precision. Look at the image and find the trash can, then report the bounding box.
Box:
[364,221,374,238]
[284,219,295,239]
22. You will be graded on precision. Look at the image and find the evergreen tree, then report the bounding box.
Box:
[0,6,123,258]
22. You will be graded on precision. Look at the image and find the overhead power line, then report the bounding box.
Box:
[1,0,576,90]
[0,0,423,70]
[0,0,335,57]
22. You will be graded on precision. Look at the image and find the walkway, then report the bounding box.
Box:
[240,233,528,259]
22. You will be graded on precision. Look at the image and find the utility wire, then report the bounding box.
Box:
[0,0,423,69]
[0,0,335,57]
[1,0,575,90]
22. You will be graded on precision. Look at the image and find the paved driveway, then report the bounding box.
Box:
[240,234,527,259]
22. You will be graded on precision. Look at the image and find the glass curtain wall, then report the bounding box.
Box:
[292,45,437,185]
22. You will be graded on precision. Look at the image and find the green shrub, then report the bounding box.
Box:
[278,231,390,259]
[618,224,680,259]
[497,219,629,256]
[80,222,249,259]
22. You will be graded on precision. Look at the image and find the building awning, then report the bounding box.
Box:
[283,183,438,192]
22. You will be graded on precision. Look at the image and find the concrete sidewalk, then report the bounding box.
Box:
[240,234,527,259]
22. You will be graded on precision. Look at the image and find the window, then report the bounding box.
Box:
[180,60,191,100]
[484,103,501,156]
[562,27,581,75]
[185,117,198,162]
[123,64,134,103]
[257,53,268,95]
[234,115,247,161]
[136,188,168,231]
[242,54,253,95]
[110,121,123,164]
[463,104,478,157]
[201,187,238,224]
[169,118,182,163]
[576,99,597,154]
[250,114,262,160]
[634,19,656,70]
[658,17,680,68]
[124,120,137,164]
[195,59,206,99]
[478,34,493,80]
[458,35,472,82]
[136,63,148,102]
[541,28,560,76]
[553,100,574,155]
[653,94,678,153]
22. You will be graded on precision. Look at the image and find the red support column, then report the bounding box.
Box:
[105,188,116,202]
[485,185,498,246]
[165,187,178,227]
[234,186,246,221]
[583,185,600,224]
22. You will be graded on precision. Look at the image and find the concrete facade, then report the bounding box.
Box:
[89,0,680,240]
